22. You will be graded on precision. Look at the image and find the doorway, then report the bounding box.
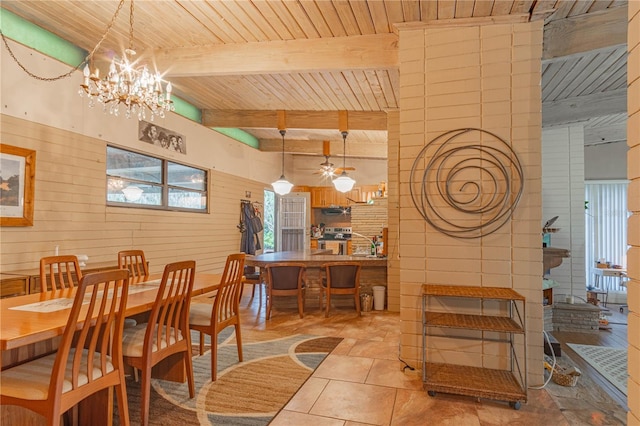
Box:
[275,192,310,252]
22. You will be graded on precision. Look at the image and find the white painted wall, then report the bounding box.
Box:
[542,125,586,301]
[584,141,629,180]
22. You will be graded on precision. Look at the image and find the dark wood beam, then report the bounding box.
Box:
[543,6,627,60]
[202,110,388,131]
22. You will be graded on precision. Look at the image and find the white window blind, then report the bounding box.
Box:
[585,181,629,290]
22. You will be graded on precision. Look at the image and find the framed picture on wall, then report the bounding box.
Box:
[138,121,186,154]
[0,144,36,226]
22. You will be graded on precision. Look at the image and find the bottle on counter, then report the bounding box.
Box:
[371,236,377,256]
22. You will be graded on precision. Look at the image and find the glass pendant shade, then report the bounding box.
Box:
[272,176,294,195]
[333,130,355,193]
[271,129,293,195]
[333,172,356,193]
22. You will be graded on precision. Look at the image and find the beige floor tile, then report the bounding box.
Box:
[270,409,346,426]
[237,290,625,426]
[285,377,329,413]
[348,339,399,360]
[331,337,358,356]
[313,354,374,382]
[391,389,481,426]
[365,359,424,390]
[310,381,396,425]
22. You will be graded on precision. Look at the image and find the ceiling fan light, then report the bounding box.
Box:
[272,176,294,195]
[333,172,355,193]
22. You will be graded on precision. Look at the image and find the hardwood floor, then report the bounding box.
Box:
[550,303,628,410]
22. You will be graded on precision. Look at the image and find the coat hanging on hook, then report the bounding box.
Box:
[240,200,263,254]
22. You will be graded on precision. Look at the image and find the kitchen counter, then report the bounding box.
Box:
[246,251,387,307]
[246,251,386,268]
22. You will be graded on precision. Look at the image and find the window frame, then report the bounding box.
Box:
[106,145,209,213]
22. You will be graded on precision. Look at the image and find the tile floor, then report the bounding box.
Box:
[235,289,625,426]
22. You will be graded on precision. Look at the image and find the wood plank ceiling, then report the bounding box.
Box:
[1,1,629,157]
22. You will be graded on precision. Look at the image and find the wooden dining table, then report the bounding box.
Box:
[0,271,222,425]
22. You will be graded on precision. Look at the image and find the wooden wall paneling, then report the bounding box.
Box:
[0,115,266,277]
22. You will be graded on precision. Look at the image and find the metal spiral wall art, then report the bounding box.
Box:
[410,128,524,239]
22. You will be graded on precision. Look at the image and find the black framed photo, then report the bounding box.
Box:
[138,121,186,154]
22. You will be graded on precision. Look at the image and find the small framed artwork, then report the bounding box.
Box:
[0,144,36,226]
[138,121,186,154]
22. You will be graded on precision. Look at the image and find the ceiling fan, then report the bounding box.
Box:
[314,140,355,177]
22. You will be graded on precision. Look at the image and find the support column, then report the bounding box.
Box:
[397,19,544,386]
[626,1,640,423]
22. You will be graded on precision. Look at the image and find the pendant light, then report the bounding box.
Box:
[333,130,356,193]
[271,129,294,195]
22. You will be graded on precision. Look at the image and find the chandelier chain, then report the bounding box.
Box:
[128,0,135,52]
[0,0,126,82]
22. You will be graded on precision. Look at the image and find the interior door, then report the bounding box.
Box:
[275,192,310,252]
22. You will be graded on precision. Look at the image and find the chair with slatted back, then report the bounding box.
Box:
[117,249,149,280]
[264,262,306,319]
[189,253,245,381]
[39,255,83,292]
[320,262,362,317]
[121,260,196,426]
[241,264,264,299]
[0,269,131,426]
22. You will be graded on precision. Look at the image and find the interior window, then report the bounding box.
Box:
[106,146,207,212]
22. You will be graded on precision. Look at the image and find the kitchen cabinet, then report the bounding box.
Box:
[422,284,527,409]
[311,186,361,208]
[311,187,335,208]
[335,188,361,206]
[291,185,310,193]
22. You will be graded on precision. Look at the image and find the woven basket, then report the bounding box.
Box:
[551,365,581,387]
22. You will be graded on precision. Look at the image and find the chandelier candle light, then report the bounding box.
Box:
[271,129,294,195]
[333,131,356,193]
[78,0,174,120]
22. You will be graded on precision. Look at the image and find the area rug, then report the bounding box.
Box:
[116,329,342,425]
[566,343,627,396]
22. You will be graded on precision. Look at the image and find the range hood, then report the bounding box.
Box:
[321,207,351,215]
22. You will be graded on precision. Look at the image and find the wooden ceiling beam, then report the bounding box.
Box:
[542,88,627,127]
[543,6,627,60]
[203,110,388,131]
[259,139,387,159]
[153,34,398,77]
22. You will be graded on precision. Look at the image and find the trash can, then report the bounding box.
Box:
[372,286,386,310]
[360,293,373,312]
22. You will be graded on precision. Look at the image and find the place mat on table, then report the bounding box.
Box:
[9,280,163,313]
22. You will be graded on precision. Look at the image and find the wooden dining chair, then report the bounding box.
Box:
[241,264,263,299]
[320,262,362,317]
[121,260,196,426]
[39,255,83,292]
[117,249,149,280]
[264,262,307,319]
[189,253,245,381]
[0,269,131,426]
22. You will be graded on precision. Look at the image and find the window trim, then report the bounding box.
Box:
[106,145,209,213]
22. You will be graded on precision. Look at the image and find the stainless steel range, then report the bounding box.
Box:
[322,227,352,240]
[318,227,352,254]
